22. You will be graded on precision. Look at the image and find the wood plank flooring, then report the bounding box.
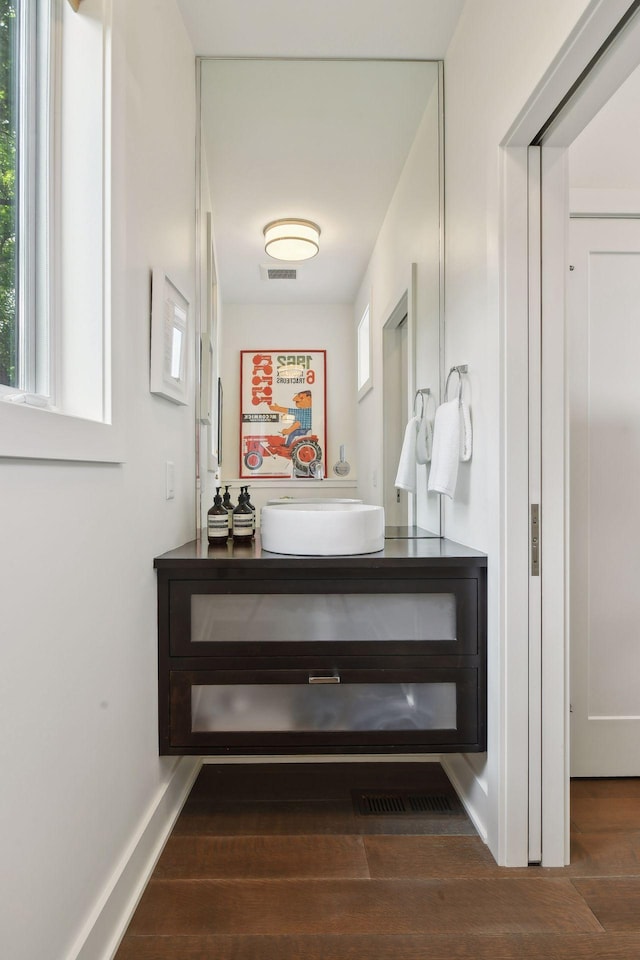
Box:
[115,764,640,959]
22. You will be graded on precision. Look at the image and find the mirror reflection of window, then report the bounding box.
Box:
[170,327,183,380]
[166,301,186,382]
[358,305,371,396]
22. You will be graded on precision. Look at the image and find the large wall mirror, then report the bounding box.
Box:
[198,58,443,537]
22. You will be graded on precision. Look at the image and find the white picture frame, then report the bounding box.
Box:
[357,303,373,400]
[150,270,190,405]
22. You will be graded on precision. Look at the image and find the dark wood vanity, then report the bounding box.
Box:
[155,535,487,756]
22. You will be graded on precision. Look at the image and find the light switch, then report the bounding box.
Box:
[166,461,175,500]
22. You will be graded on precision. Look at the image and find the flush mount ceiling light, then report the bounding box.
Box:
[263,219,321,262]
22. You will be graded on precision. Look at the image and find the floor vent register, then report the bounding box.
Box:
[353,791,461,816]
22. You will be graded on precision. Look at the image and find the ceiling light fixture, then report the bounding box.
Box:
[263,219,320,262]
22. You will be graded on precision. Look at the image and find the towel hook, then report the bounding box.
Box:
[413,387,430,419]
[445,364,468,402]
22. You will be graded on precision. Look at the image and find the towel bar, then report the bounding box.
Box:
[414,387,431,418]
[445,364,469,401]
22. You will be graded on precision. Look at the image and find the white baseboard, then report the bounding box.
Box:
[68,756,203,960]
[441,753,488,843]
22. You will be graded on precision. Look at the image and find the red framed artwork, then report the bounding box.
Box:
[240,350,327,479]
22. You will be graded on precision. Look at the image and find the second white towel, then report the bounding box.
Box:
[428,399,463,499]
[394,416,420,493]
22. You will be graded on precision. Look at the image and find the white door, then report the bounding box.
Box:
[569,217,640,776]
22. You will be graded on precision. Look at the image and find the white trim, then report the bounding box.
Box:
[590,715,640,721]
[540,147,570,867]
[527,146,542,864]
[0,0,125,463]
[499,144,531,866]
[0,399,124,461]
[67,757,202,960]
[542,3,640,146]
[503,0,637,147]
[440,755,488,844]
[102,0,113,425]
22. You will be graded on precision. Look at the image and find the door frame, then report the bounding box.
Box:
[382,265,417,527]
[501,0,640,867]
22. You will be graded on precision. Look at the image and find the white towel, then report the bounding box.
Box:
[394,416,420,493]
[415,414,433,465]
[428,399,461,499]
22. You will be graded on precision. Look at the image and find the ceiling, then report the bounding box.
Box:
[176,1,465,60]
[177,1,465,305]
[200,59,439,304]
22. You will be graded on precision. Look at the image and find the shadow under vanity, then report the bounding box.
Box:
[155,535,486,756]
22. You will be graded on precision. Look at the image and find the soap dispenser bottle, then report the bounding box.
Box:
[222,485,234,533]
[232,488,254,545]
[207,488,229,546]
[243,485,256,537]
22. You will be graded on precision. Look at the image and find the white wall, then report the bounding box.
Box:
[217,302,358,517]
[569,60,640,191]
[0,2,198,958]
[354,89,441,533]
[443,0,592,860]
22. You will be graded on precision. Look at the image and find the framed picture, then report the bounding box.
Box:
[150,270,190,405]
[240,350,327,479]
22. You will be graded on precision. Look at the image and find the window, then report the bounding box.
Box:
[0,0,51,401]
[0,0,19,390]
[0,0,122,461]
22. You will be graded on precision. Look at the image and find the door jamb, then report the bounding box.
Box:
[501,0,640,867]
[382,266,417,526]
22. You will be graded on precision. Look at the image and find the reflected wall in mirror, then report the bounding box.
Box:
[198,58,443,536]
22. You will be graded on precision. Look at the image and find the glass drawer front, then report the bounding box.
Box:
[191,593,456,644]
[191,682,457,733]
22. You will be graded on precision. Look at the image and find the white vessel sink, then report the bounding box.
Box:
[260,501,385,556]
[266,497,362,505]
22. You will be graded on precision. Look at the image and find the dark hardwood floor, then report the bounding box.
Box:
[115,764,640,959]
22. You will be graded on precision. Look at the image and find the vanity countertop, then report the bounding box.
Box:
[154,532,487,571]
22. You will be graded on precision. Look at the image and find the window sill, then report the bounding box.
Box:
[0,397,125,463]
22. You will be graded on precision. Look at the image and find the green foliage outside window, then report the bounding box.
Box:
[0,0,17,387]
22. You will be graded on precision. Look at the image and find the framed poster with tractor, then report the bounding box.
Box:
[240,350,327,479]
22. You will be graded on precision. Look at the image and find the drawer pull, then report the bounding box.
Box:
[308,675,341,684]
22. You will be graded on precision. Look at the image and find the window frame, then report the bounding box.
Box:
[0,0,124,463]
[0,0,52,403]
